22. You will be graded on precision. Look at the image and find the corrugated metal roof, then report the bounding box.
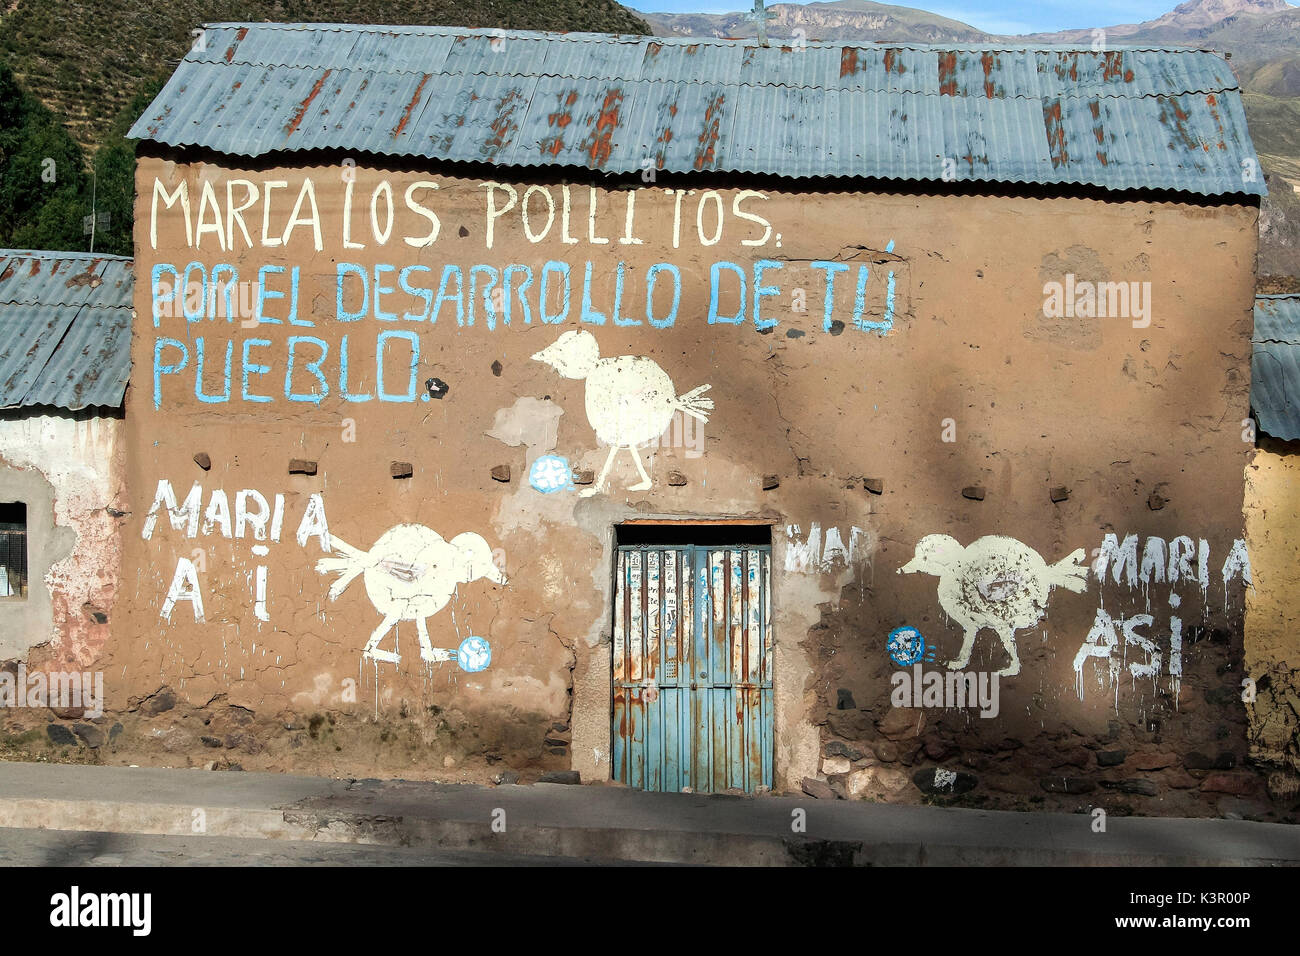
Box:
[128,23,1266,197]
[1252,295,1300,442]
[0,251,134,411]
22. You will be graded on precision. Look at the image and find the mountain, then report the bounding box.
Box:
[1023,0,1296,56]
[644,0,992,42]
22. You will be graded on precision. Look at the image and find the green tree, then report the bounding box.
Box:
[0,62,88,250]
[89,79,165,257]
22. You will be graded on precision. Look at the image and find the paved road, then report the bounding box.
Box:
[1,761,1295,865]
[0,827,646,866]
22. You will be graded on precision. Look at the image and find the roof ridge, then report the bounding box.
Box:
[173,60,1242,97]
[0,249,132,262]
[195,22,1228,55]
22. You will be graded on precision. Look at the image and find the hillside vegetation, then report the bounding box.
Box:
[0,0,650,151]
[0,0,649,256]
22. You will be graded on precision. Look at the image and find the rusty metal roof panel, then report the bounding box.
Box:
[1252,295,1300,442]
[0,251,133,411]
[128,24,1266,197]
[0,251,133,310]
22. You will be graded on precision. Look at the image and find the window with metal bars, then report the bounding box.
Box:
[0,502,27,600]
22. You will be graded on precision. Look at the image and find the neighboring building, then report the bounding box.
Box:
[108,23,1270,812]
[1245,293,1300,800]
[0,250,132,674]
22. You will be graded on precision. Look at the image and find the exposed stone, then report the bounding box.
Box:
[108,722,124,744]
[493,771,520,785]
[826,709,871,738]
[288,458,317,475]
[1097,749,1127,767]
[961,752,990,772]
[761,475,779,490]
[923,736,951,761]
[390,461,414,479]
[835,689,856,710]
[1165,771,1200,789]
[846,769,874,797]
[1099,778,1159,796]
[1049,486,1070,502]
[913,767,977,795]
[66,723,102,748]
[863,478,883,495]
[876,708,926,740]
[1054,747,1091,769]
[139,687,176,716]
[1147,491,1167,510]
[666,471,687,487]
[1199,773,1258,796]
[543,737,569,748]
[490,360,503,377]
[801,776,836,800]
[822,755,851,775]
[824,739,864,761]
[193,452,211,470]
[961,485,986,501]
[850,766,911,796]
[1184,751,1236,772]
[985,776,1036,795]
[573,470,594,485]
[900,740,924,767]
[1040,776,1096,794]
[490,464,511,483]
[549,722,569,733]
[200,735,223,748]
[873,741,899,763]
[537,770,581,785]
[1183,752,1214,771]
[224,732,262,754]
[46,724,77,746]
[1132,752,1176,771]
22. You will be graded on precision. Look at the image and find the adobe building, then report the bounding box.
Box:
[103,23,1275,813]
[0,250,132,722]
[1244,293,1300,802]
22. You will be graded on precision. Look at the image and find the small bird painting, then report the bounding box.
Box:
[899,534,1088,676]
[316,524,506,665]
[532,330,713,497]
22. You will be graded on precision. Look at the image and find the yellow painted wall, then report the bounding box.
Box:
[1244,438,1300,783]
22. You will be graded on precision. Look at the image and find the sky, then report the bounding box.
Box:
[625,0,1188,34]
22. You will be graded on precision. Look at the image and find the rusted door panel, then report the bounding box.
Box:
[613,543,772,793]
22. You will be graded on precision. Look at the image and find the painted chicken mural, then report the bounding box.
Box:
[316,524,504,668]
[531,330,713,496]
[899,534,1089,677]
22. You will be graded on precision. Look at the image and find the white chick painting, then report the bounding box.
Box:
[531,330,713,497]
[316,524,506,666]
[899,534,1088,677]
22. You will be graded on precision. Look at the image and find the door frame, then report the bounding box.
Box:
[609,520,774,793]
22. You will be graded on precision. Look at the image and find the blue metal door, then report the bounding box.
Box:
[612,544,773,793]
